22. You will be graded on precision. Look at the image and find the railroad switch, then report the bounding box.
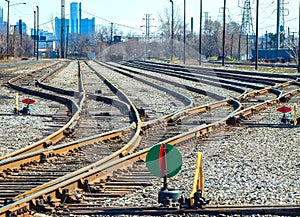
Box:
[146,143,183,207]
[138,107,149,121]
[192,190,210,208]
[63,128,75,137]
[189,152,210,209]
[158,187,181,207]
[281,114,292,125]
[19,105,31,115]
[226,115,242,125]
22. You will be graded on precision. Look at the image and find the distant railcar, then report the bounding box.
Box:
[252,49,295,63]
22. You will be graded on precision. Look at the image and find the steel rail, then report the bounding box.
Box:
[144,60,298,80]
[0,61,141,173]
[0,83,292,216]
[132,60,293,84]
[0,63,144,216]
[108,61,247,99]
[92,61,243,129]
[58,204,300,216]
[90,61,194,107]
[0,61,83,161]
[0,62,297,216]
[123,60,274,88]
[208,59,298,70]
[229,81,300,123]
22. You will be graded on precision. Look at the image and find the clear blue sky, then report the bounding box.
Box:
[1,0,299,35]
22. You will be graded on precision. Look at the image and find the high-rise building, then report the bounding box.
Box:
[0,7,3,24]
[0,7,4,32]
[55,2,95,44]
[80,17,95,36]
[55,17,69,43]
[16,20,27,34]
[70,2,94,36]
[70,2,79,34]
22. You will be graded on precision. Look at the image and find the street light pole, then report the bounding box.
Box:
[298,0,300,73]
[222,0,226,66]
[170,0,174,62]
[4,1,26,59]
[255,0,259,70]
[5,0,10,59]
[183,0,186,64]
[36,6,39,60]
[34,10,36,58]
[199,0,203,65]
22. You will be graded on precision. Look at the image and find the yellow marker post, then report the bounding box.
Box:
[190,152,204,206]
[294,103,297,126]
[15,93,19,114]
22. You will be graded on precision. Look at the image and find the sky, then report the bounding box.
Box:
[1,0,299,36]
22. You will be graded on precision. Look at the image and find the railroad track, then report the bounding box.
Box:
[0,60,140,207]
[55,204,300,216]
[121,60,294,86]
[0,60,299,216]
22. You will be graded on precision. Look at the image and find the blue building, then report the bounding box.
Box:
[70,2,80,34]
[16,20,27,34]
[0,7,4,32]
[55,17,70,43]
[55,2,95,46]
[80,17,95,36]
[0,7,3,24]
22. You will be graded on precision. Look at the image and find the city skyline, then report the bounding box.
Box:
[0,0,298,36]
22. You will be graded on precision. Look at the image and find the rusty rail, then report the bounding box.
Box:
[0,62,298,216]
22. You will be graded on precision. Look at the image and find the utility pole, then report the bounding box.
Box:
[222,0,226,66]
[142,14,152,60]
[255,0,259,70]
[276,0,280,62]
[170,0,174,61]
[298,0,300,72]
[5,0,9,59]
[265,31,268,49]
[66,25,69,59]
[19,19,22,47]
[36,6,39,60]
[230,34,233,59]
[61,0,65,59]
[34,10,36,58]
[183,0,186,64]
[199,0,202,65]
[110,22,113,45]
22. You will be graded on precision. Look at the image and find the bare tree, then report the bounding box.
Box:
[202,20,222,58]
[158,6,184,41]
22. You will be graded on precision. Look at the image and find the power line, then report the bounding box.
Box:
[83,10,142,32]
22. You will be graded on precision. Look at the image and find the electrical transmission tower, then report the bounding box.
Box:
[143,14,152,40]
[237,0,254,60]
[277,0,289,48]
[240,0,254,36]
